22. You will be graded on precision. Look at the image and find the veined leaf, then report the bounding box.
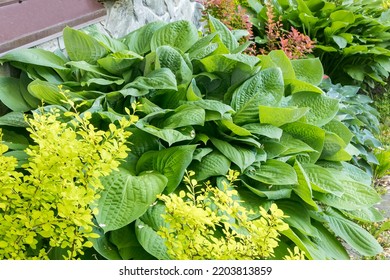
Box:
[97,169,168,232]
[155,46,193,84]
[242,180,292,200]
[0,112,27,127]
[276,200,318,237]
[302,164,344,196]
[291,58,324,86]
[289,91,339,126]
[97,51,143,75]
[162,104,205,129]
[66,61,119,80]
[27,80,64,105]
[108,223,153,260]
[135,203,170,260]
[136,145,197,193]
[151,20,198,52]
[268,50,296,80]
[127,68,177,91]
[122,21,166,54]
[190,151,231,181]
[241,123,283,140]
[293,161,318,210]
[218,118,252,136]
[245,159,298,185]
[208,15,239,52]
[324,209,382,256]
[232,68,285,124]
[210,137,256,172]
[0,77,32,112]
[185,99,234,119]
[200,53,259,73]
[63,26,108,63]
[0,48,68,70]
[282,122,325,162]
[259,105,310,127]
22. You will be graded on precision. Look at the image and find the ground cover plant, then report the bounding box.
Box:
[0,17,385,259]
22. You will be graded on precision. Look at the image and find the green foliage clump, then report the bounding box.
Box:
[0,18,385,260]
[158,170,290,260]
[245,0,390,87]
[0,107,134,259]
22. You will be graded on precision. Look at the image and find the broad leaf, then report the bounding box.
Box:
[245,159,298,185]
[289,91,339,126]
[210,137,256,172]
[259,105,309,127]
[324,209,382,256]
[97,169,168,232]
[208,15,239,52]
[136,145,197,193]
[190,151,231,181]
[0,77,32,112]
[151,20,199,52]
[232,68,285,124]
[291,58,324,86]
[162,104,205,129]
[63,26,108,63]
[292,161,318,210]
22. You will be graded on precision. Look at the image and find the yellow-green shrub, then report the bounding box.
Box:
[157,170,295,260]
[0,108,135,259]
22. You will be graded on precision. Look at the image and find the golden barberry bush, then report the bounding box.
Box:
[0,107,136,259]
[158,170,296,260]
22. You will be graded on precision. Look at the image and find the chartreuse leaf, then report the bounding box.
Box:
[291,58,324,86]
[320,132,351,161]
[136,145,197,193]
[242,123,283,140]
[210,137,256,172]
[96,169,168,233]
[323,120,353,145]
[289,91,339,126]
[282,122,325,162]
[232,68,285,124]
[200,53,259,73]
[208,14,239,52]
[268,50,296,80]
[63,26,108,63]
[259,105,309,127]
[151,20,199,52]
[245,159,298,185]
[27,80,64,105]
[135,203,170,260]
[324,209,382,256]
[0,77,32,112]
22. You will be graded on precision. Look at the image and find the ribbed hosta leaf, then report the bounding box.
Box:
[97,169,168,232]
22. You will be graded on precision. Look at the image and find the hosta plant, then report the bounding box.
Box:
[0,17,384,259]
[244,0,390,87]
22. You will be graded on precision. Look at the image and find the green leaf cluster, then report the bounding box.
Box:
[0,17,384,259]
[245,0,390,87]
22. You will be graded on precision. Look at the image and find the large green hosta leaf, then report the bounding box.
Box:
[208,15,239,52]
[151,20,199,52]
[96,169,168,232]
[259,105,310,127]
[190,151,231,181]
[0,77,32,112]
[136,145,197,193]
[210,137,256,172]
[289,91,339,126]
[245,159,298,185]
[63,26,108,63]
[135,203,170,260]
[231,68,285,124]
[324,209,383,256]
